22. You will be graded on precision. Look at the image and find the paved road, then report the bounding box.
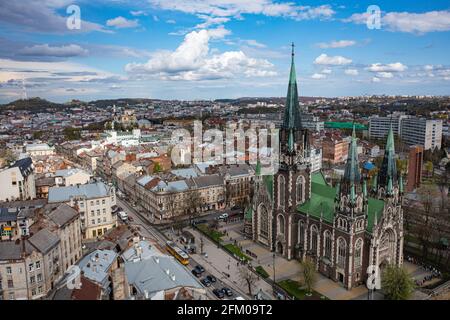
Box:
[117,197,247,300]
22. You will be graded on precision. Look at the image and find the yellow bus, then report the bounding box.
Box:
[166,241,190,265]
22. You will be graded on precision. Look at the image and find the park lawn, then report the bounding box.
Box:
[255,266,270,279]
[278,279,327,300]
[223,244,252,262]
[197,224,224,243]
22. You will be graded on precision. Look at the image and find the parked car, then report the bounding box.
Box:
[118,211,128,222]
[206,275,216,283]
[193,219,207,225]
[192,269,202,277]
[213,289,224,299]
[221,287,233,297]
[201,278,211,287]
[195,265,205,273]
[218,213,228,220]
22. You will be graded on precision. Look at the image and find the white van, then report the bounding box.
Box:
[118,211,128,222]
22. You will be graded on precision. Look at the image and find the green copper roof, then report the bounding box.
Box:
[288,129,294,152]
[311,171,327,185]
[255,160,261,176]
[263,175,274,202]
[325,122,367,130]
[297,172,384,233]
[282,43,302,130]
[378,126,397,188]
[343,125,361,186]
[244,207,253,221]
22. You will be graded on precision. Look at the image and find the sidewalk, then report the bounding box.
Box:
[187,226,275,299]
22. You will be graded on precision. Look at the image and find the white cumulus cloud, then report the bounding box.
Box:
[316,40,356,49]
[345,10,450,34]
[311,73,326,79]
[377,72,394,78]
[314,53,352,66]
[366,62,407,72]
[125,29,276,81]
[106,16,140,29]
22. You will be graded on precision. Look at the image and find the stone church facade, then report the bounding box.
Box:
[248,45,404,290]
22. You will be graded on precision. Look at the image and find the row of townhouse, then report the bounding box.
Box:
[0,203,82,300]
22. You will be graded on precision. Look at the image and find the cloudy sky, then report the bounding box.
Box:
[0,0,450,103]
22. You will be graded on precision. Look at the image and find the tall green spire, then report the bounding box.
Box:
[343,124,360,187]
[255,159,261,176]
[282,43,302,130]
[378,126,397,189]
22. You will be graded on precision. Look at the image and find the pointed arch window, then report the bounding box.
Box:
[298,221,305,245]
[337,238,347,268]
[310,225,318,254]
[354,239,363,268]
[278,175,285,209]
[324,231,332,259]
[277,214,285,235]
[259,204,269,240]
[296,176,304,204]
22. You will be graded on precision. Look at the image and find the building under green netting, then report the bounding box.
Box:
[325,122,368,130]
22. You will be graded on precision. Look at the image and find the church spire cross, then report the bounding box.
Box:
[291,42,295,57]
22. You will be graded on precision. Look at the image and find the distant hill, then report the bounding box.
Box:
[0,97,65,111]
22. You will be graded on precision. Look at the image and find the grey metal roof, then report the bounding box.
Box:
[28,228,60,254]
[171,168,199,179]
[55,168,87,178]
[0,207,18,222]
[121,240,163,262]
[79,249,117,287]
[48,182,110,203]
[218,164,253,177]
[10,157,33,177]
[0,240,33,260]
[46,203,79,227]
[192,174,223,188]
[124,255,202,296]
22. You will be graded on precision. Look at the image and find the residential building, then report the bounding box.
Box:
[368,114,406,140]
[25,143,55,157]
[406,145,424,192]
[54,168,91,186]
[401,118,443,150]
[78,249,119,299]
[322,135,349,164]
[122,240,206,300]
[0,157,36,202]
[48,182,117,239]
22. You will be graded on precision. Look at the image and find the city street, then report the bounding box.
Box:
[117,197,247,300]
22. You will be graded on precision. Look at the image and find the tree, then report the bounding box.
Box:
[153,161,162,173]
[199,236,204,255]
[381,264,415,300]
[396,158,408,174]
[301,258,317,295]
[32,131,44,140]
[424,161,434,177]
[238,266,258,297]
[63,127,81,140]
[187,190,202,224]
[415,185,439,259]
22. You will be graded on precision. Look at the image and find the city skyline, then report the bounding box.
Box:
[1,0,450,103]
